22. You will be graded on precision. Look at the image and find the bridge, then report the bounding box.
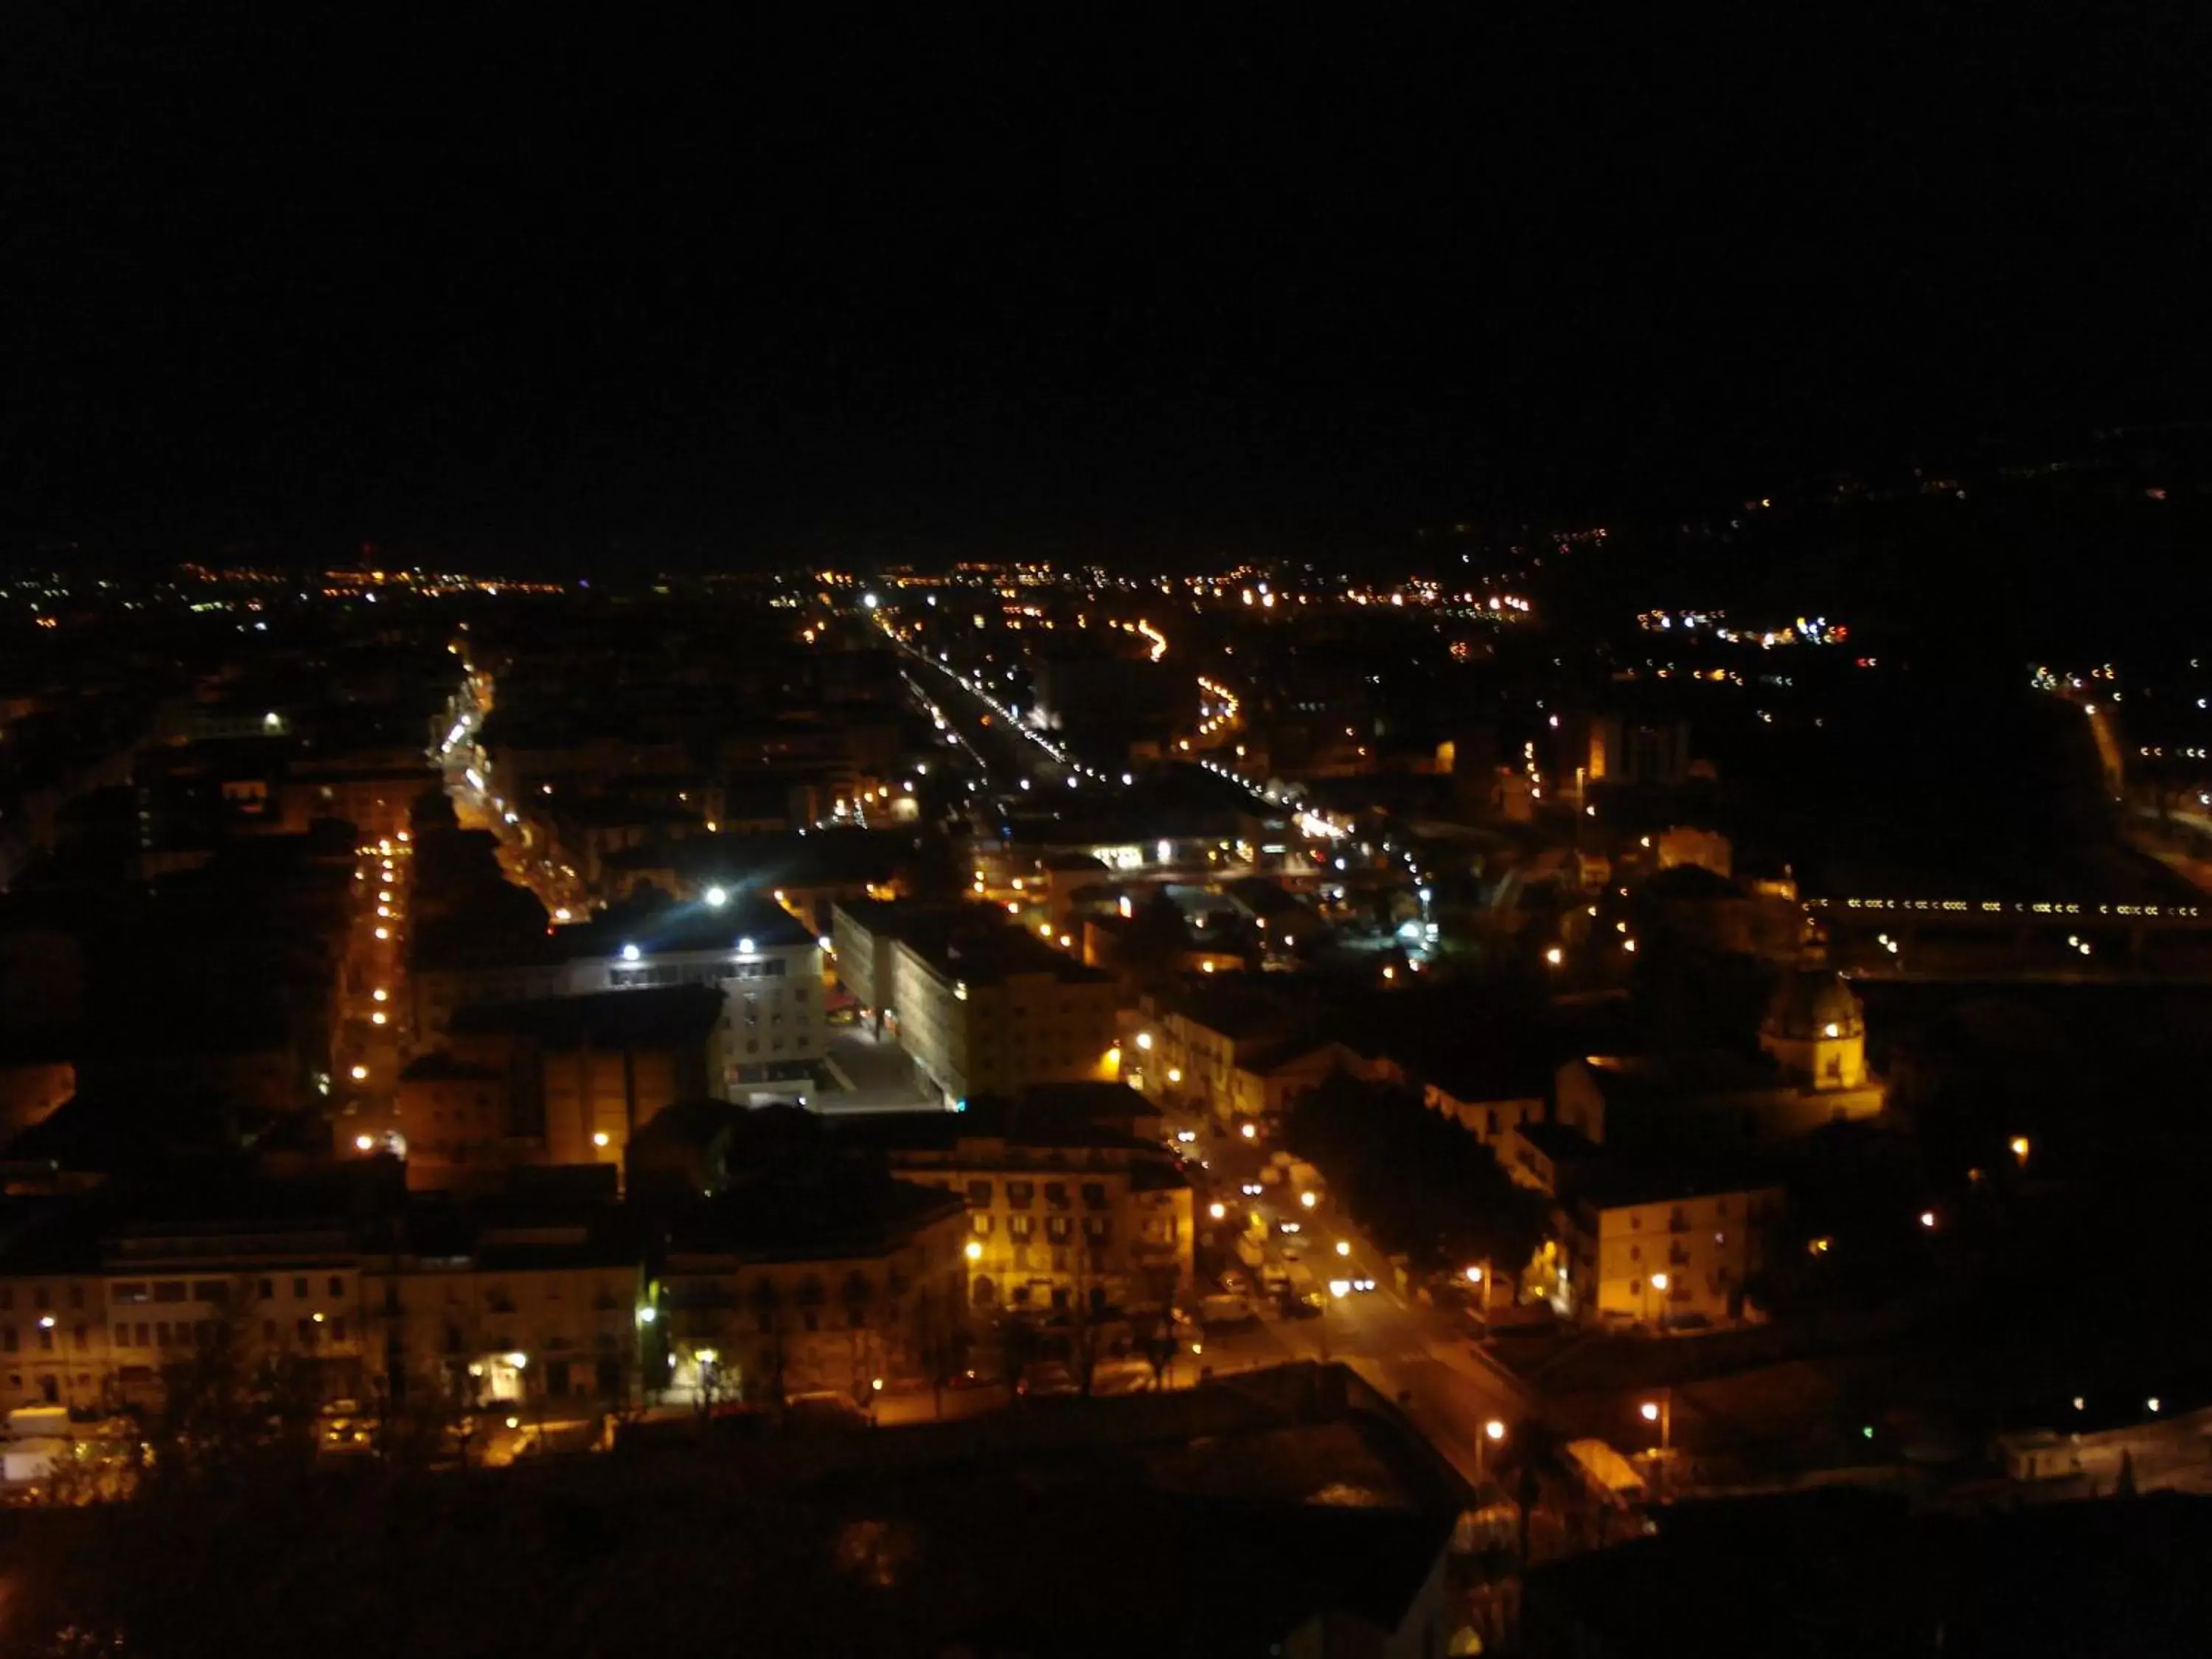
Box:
[1808,894,2212,979]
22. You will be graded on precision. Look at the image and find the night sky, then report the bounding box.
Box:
[4,10,2205,567]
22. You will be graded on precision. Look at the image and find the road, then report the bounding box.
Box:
[1166,1110,1531,1490]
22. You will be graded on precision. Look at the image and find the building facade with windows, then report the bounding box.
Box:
[831,902,1118,1108]
[1570,1176,1784,1328]
[841,1114,1194,1315]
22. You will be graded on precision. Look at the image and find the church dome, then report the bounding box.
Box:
[1764,967,1864,1042]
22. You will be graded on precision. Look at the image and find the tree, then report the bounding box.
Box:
[841,1270,881,1408]
[905,1280,964,1418]
[1282,1069,1551,1278]
[674,1288,737,1418]
[745,1277,790,1407]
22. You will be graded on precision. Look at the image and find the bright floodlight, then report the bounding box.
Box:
[705,886,728,908]
[621,942,641,961]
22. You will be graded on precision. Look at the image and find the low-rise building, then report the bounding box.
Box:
[412,891,825,1089]
[366,1205,641,1414]
[393,1052,521,1187]
[445,985,728,1171]
[1416,1048,1551,1153]
[1565,1168,1784,1327]
[653,1176,970,1405]
[832,902,1119,1109]
[1129,987,1291,1119]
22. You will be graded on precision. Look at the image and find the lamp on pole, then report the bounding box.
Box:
[1476,1417,1506,1489]
[1645,1270,1669,1331]
[1465,1262,1492,1318]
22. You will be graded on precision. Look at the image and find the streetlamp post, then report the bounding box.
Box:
[1640,1391,1674,1495]
[1476,1417,1506,1491]
[1646,1270,1669,1332]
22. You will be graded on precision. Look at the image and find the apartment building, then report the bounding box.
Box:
[653,1180,970,1405]
[1570,1172,1784,1328]
[841,1102,1194,1314]
[0,1178,962,1419]
[831,902,1119,1109]
[0,1213,369,1415]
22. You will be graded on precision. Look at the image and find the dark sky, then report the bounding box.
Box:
[4,10,2207,568]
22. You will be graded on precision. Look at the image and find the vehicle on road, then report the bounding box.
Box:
[1017,1360,1082,1399]
[1198,1291,1258,1326]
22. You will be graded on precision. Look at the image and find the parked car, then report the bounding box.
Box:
[1017,1360,1082,1399]
[1200,1292,1258,1326]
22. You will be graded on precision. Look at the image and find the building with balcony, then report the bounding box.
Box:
[365,1203,641,1415]
[838,1093,1194,1315]
[652,1175,969,1407]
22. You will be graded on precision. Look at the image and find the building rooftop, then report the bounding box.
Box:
[843,900,1110,987]
[449,984,726,1051]
[661,1170,964,1263]
[559,891,812,959]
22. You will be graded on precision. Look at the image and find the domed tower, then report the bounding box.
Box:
[1760,964,1868,1090]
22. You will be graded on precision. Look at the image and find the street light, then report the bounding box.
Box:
[1477,1416,1507,1487]
[349,1064,369,1082]
[964,1240,984,1262]
[1299,1190,1318,1209]
[1208,1202,1226,1220]
[1335,1239,1352,1257]
[1241,1122,1256,1141]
